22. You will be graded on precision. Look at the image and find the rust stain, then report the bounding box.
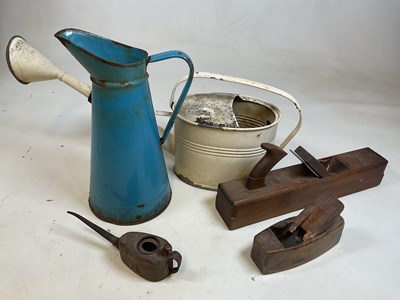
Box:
[96,79,107,87]
[176,173,214,191]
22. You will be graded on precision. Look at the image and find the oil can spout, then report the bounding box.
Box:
[67,211,119,248]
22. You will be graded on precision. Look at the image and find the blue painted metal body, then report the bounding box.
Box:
[55,29,194,225]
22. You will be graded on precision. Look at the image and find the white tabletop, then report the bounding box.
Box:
[1,1,399,299]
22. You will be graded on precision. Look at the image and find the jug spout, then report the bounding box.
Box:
[54,28,148,82]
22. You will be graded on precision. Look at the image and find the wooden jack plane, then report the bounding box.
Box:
[216,144,388,230]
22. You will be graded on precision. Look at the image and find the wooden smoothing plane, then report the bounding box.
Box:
[251,192,344,274]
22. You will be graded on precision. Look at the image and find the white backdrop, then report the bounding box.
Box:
[1,0,399,77]
[0,1,399,299]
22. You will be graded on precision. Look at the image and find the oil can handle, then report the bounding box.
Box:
[168,251,182,274]
[169,71,302,148]
[148,51,194,145]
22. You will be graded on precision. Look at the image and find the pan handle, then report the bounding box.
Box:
[168,71,302,149]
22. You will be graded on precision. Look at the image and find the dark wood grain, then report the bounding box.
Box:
[216,147,388,230]
[251,193,345,274]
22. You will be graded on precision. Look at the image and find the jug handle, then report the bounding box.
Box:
[169,71,302,149]
[148,51,194,145]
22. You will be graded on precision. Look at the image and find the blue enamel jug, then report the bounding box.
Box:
[55,28,194,225]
